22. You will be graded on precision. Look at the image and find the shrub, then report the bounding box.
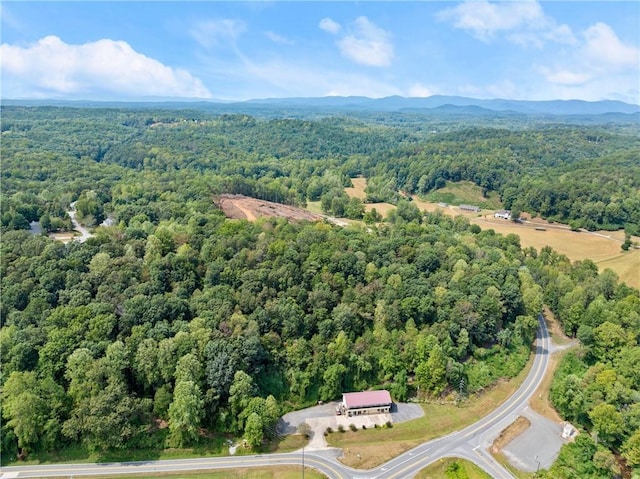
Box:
[325,427,333,434]
[338,424,345,433]
[362,425,366,430]
[374,423,379,429]
[349,423,357,432]
[386,421,393,428]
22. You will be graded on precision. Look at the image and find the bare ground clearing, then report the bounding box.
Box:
[215,194,323,222]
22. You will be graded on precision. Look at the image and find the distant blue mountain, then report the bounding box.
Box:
[4,95,639,117]
[243,95,640,115]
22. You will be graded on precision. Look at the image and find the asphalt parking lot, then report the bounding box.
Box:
[277,400,424,450]
[502,409,568,472]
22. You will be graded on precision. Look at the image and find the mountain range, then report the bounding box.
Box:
[3,95,639,117]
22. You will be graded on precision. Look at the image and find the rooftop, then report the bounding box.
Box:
[343,390,392,409]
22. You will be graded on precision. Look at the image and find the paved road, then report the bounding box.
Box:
[0,316,549,479]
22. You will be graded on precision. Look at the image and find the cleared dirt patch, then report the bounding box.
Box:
[216,195,323,222]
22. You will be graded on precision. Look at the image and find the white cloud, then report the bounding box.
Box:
[438,0,575,47]
[408,83,434,98]
[438,0,544,42]
[190,19,246,49]
[264,31,294,45]
[337,16,394,67]
[541,68,591,86]
[540,22,638,99]
[319,17,341,35]
[583,23,639,69]
[0,36,211,99]
[223,54,402,99]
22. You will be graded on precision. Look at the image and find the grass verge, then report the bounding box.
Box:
[76,467,325,479]
[3,431,307,467]
[415,457,492,479]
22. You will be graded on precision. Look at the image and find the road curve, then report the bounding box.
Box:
[0,316,550,479]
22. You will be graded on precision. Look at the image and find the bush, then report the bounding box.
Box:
[385,421,393,428]
[349,423,357,432]
[374,423,379,429]
[325,427,333,434]
[338,424,345,433]
[362,425,366,430]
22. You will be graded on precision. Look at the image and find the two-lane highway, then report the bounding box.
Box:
[0,315,550,479]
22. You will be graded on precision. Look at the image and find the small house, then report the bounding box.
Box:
[494,210,511,220]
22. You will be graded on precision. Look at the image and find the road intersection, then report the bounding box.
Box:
[1,315,550,479]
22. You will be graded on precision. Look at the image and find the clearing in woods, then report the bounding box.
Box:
[346,178,639,289]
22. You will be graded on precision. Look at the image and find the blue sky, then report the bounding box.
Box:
[1,1,639,103]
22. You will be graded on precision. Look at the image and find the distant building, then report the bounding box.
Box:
[460,204,481,213]
[494,210,511,220]
[338,390,392,417]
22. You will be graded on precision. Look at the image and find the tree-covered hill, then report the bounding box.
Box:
[1,106,638,475]
[2,106,639,233]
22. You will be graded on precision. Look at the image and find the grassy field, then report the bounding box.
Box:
[345,177,367,199]
[327,354,533,468]
[345,179,639,289]
[415,457,492,479]
[423,181,503,210]
[468,216,640,289]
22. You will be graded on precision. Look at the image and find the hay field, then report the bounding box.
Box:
[345,177,367,199]
[345,178,639,289]
[469,216,639,289]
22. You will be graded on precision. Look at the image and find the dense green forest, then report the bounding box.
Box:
[2,106,640,233]
[1,106,639,476]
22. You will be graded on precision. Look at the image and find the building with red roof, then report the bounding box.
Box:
[339,390,392,417]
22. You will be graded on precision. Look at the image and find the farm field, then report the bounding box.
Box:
[346,178,639,289]
[468,216,640,289]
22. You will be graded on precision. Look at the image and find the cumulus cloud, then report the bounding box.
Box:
[438,0,575,47]
[0,36,211,99]
[438,0,543,41]
[336,16,394,67]
[538,22,638,101]
[541,68,591,86]
[319,17,341,35]
[408,83,434,98]
[583,23,639,68]
[190,19,246,49]
[542,23,638,85]
[264,31,294,45]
